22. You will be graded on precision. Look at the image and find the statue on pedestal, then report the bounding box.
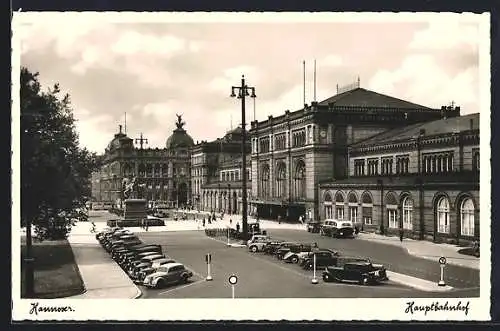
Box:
[122,176,146,199]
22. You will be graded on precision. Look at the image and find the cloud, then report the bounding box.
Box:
[320,54,343,67]
[19,17,483,153]
[409,22,479,51]
[368,54,478,112]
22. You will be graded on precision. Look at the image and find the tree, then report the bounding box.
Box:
[21,67,99,240]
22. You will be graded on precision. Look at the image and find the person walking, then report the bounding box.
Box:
[145,219,149,232]
[229,218,233,225]
[399,227,404,242]
[202,218,206,227]
[236,222,240,233]
[278,215,281,224]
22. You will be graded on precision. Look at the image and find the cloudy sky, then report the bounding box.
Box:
[17,13,484,154]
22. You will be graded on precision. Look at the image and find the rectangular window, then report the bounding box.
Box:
[472,149,480,171]
[349,207,358,224]
[388,209,397,228]
[274,133,287,151]
[324,205,333,219]
[354,159,365,176]
[259,137,270,153]
[336,206,344,220]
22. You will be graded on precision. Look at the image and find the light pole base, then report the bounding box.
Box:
[438,280,446,287]
[206,276,213,281]
[311,278,319,284]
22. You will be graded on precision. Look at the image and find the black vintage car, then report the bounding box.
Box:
[322,261,388,285]
[306,220,322,233]
[299,249,342,269]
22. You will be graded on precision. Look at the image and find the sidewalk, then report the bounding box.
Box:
[356,232,480,270]
[67,222,141,299]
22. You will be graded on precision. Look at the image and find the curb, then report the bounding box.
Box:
[133,285,143,299]
[386,271,454,292]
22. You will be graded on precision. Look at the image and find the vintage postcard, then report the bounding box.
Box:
[11,11,491,321]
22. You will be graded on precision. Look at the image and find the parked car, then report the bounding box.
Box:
[262,241,285,255]
[273,242,300,258]
[322,261,388,285]
[248,221,264,235]
[282,243,320,263]
[299,250,343,270]
[276,243,318,260]
[135,258,177,283]
[306,220,322,233]
[151,258,176,269]
[320,219,355,238]
[142,263,193,288]
[247,235,272,253]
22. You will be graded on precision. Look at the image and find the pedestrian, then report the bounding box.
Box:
[236,222,240,233]
[278,215,281,224]
[202,218,206,227]
[399,228,404,242]
[230,218,233,225]
[145,219,149,232]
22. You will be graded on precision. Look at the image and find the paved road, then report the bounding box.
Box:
[265,229,480,289]
[136,231,478,299]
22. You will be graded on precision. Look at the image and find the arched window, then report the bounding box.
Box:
[294,160,306,199]
[260,164,270,198]
[335,192,345,220]
[437,197,450,233]
[275,162,287,198]
[348,193,359,224]
[460,198,475,236]
[324,192,333,219]
[402,197,413,230]
[361,192,373,225]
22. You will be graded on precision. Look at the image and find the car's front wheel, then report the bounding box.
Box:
[155,278,165,289]
[181,275,189,284]
[323,274,330,282]
[251,246,258,253]
[359,276,369,286]
[291,256,299,264]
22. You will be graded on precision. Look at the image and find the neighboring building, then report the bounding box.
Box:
[249,86,454,223]
[191,127,251,214]
[90,115,194,209]
[319,113,479,243]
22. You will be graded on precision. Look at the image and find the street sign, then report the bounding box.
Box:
[228,274,238,285]
[205,253,211,264]
[439,257,447,265]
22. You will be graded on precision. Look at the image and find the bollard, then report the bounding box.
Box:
[205,253,213,281]
[311,253,318,284]
[438,256,447,286]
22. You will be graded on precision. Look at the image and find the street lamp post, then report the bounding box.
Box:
[230,75,256,240]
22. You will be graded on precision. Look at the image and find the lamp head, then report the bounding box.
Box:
[250,88,256,98]
[230,88,236,98]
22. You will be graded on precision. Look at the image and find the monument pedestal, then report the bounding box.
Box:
[124,199,147,221]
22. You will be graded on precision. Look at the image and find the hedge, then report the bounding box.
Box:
[106,219,165,227]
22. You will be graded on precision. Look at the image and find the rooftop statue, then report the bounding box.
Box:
[175,113,185,130]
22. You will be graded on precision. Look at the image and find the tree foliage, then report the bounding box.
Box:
[20,67,100,240]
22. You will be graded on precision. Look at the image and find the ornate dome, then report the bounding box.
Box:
[106,125,133,152]
[166,114,194,149]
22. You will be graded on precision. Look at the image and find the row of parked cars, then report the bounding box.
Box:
[95,227,193,289]
[246,235,389,285]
